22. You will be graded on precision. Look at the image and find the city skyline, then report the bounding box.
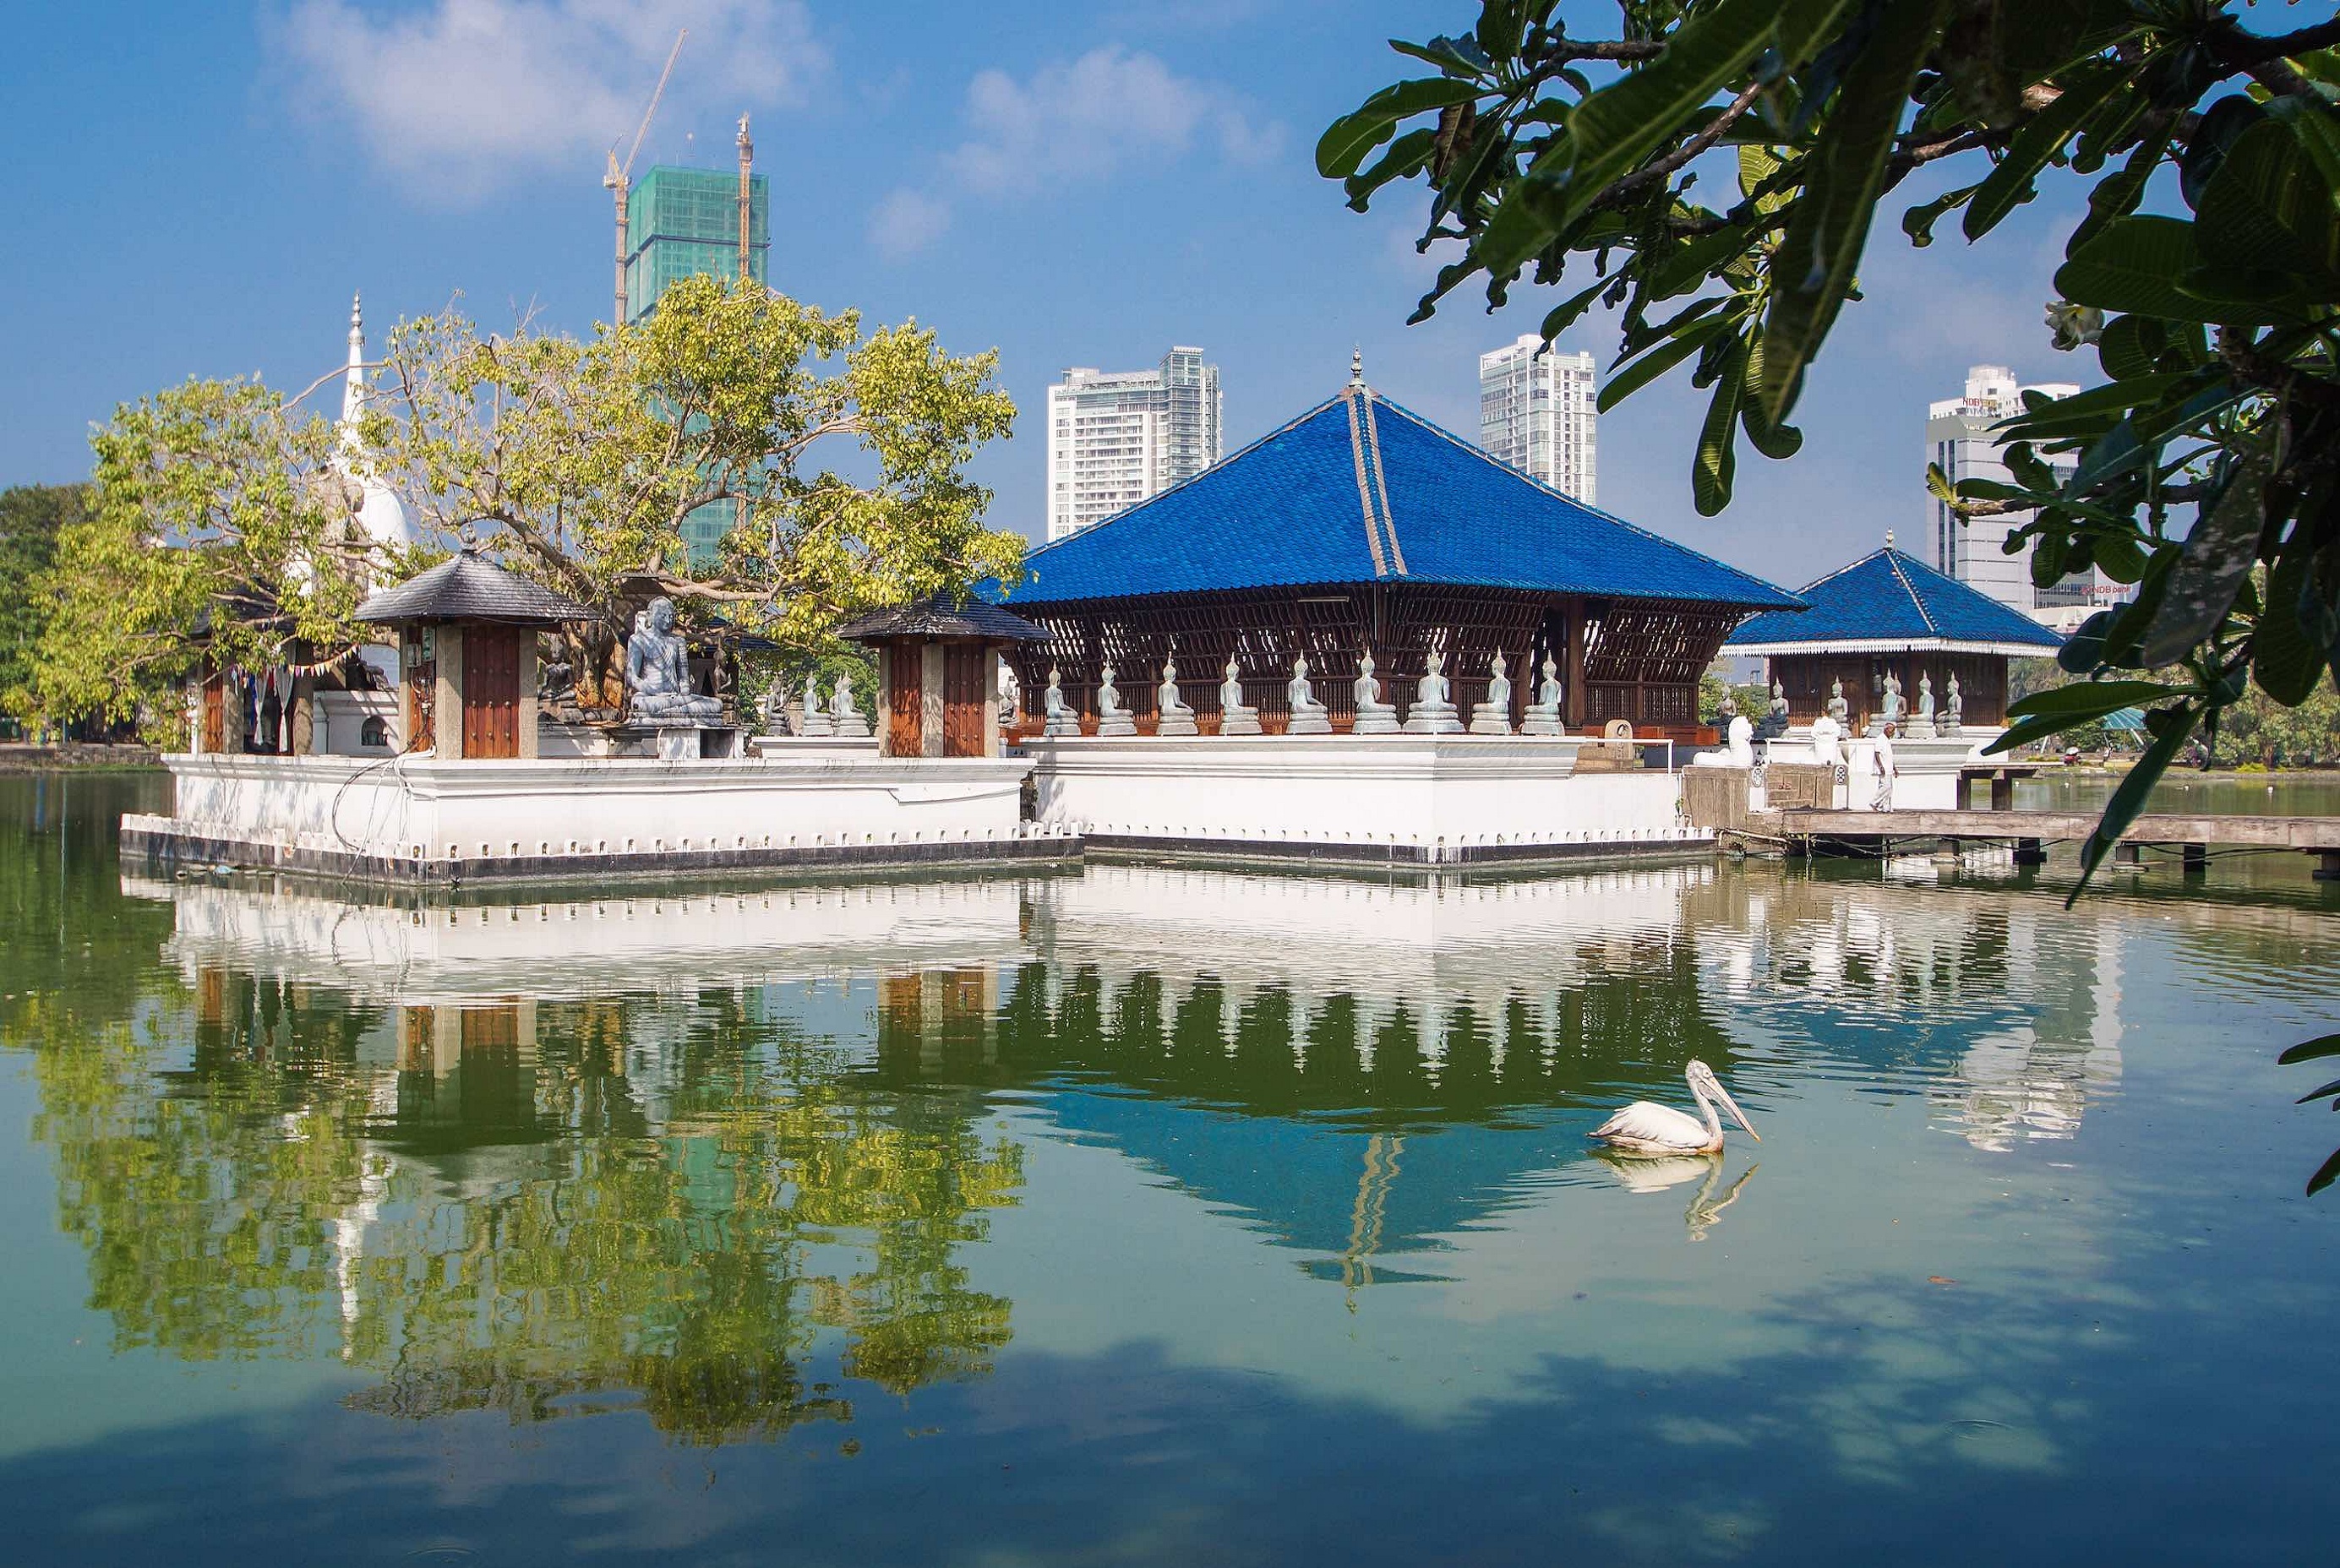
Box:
[5,1,2101,588]
[1045,349,1222,542]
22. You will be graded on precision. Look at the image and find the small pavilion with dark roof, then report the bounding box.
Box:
[355,549,592,760]
[1725,544,2064,732]
[836,594,1048,758]
[991,375,1799,737]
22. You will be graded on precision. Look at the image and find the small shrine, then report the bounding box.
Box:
[1724,544,2063,732]
[353,548,592,760]
[835,595,1049,758]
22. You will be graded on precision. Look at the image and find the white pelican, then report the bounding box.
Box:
[1591,1059,1760,1155]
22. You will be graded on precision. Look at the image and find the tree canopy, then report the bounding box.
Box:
[1323,0,2340,893]
[33,276,1023,725]
[0,483,87,723]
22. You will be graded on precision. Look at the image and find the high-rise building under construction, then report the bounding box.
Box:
[624,166,770,324]
[621,164,771,562]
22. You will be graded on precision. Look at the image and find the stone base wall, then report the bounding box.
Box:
[1024,735,1704,860]
[134,752,1048,885]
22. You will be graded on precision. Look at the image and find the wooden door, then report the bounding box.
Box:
[462,626,521,760]
[942,643,988,757]
[199,671,226,754]
[887,645,924,755]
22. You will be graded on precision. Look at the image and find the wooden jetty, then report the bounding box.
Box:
[1770,808,2340,879]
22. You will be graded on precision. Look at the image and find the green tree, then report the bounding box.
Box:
[0,484,89,726]
[37,276,1023,724]
[1323,0,2340,895]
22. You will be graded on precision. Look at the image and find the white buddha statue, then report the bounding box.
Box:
[1470,650,1513,735]
[797,671,834,738]
[1521,656,1563,736]
[1286,654,1332,735]
[1156,645,1197,737]
[1402,643,1462,734]
[831,671,870,738]
[1220,655,1262,736]
[1096,661,1137,737]
[1352,650,1399,734]
[1042,665,1080,738]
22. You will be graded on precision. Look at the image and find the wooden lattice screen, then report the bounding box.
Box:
[1003,585,1744,733]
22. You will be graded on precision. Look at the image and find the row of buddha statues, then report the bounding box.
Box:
[1819,669,1963,738]
[1034,644,1574,738]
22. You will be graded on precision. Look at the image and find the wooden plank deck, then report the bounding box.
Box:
[1773,808,2340,860]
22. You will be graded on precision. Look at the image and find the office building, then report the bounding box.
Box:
[1926,364,2121,629]
[1478,336,1597,504]
[1046,349,1223,542]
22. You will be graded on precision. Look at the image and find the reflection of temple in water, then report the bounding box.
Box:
[1677,873,2127,1152]
[66,858,2178,1444]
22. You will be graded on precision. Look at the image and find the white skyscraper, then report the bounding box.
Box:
[1045,348,1223,541]
[1925,364,2116,628]
[1478,335,1597,504]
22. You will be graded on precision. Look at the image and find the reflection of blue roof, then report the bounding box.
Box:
[1726,547,2063,654]
[995,387,1799,611]
[1045,1087,1579,1262]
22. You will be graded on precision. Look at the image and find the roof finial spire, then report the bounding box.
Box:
[1885,529,1895,548]
[1350,346,1364,387]
[341,291,367,429]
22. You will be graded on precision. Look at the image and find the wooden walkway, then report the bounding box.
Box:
[1770,808,2340,877]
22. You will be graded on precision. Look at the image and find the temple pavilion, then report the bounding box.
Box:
[1724,543,2065,731]
[991,369,1799,737]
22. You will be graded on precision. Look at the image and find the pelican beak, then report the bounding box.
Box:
[1718,1083,1760,1141]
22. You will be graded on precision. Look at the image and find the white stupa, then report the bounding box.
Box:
[337,291,413,550]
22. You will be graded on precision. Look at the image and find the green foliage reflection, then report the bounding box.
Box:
[20,974,1020,1446]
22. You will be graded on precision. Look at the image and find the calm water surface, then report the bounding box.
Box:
[2,772,2336,1565]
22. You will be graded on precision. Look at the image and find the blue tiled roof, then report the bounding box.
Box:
[994,387,1800,611]
[1725,547,2065,652]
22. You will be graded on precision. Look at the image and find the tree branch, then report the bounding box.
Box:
[1602,80,1766,207]
[1534,37,1666,64]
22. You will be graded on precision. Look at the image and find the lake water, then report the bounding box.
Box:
[3,772,2336,1565]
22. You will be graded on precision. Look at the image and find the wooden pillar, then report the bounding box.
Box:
[1564,600,1587,729]
[516,634,539,760]
[435,625,465,759]
[289,674,317,756]
[1989,772,2015,812]
[2183,843,2208,876]
[983,646,1004,758]
[2013,836,2047,866]
[922,642,946,758]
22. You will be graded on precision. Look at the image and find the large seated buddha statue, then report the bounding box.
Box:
[625,597,724,726]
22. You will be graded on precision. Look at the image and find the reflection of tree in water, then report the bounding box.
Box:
[20,971,1020,1445]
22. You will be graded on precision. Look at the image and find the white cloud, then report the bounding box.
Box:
[873,46,1281,257]
[869,188,952,259]
[275,0,828,202]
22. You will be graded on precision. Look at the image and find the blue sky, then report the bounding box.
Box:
[1,0,2094,591]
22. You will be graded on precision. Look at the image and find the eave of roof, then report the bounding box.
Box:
[835,594,1049,643]
[1723,547,2062,652]
[356,552,593,626]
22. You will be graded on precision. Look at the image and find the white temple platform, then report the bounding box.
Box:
[1758,729,2012,811]
[1023,734,1707,867]
[125,752,1066,885]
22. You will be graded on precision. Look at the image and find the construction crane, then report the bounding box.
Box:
[736,113,754,282]
[603,28,687,328]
